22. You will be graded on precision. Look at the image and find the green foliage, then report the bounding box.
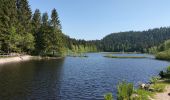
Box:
[21,33,35,53]
[149,46,159,54]
[156,50,170,60]
[166,66,170,73]
[8,27,22,52]
[133,89,152,100]
[150,84,165,92]
[159,66,170,78]
[102,28,170,52]
[104,93,114,100]
[149,77,160,84]
[159,71,165,78]
[117,81,133,100]
[164,40,170,50]
[32,9,41,34]
[151,39,170,60]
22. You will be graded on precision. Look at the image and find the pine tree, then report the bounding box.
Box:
[16,0,32,33]
[32,9,41,34]
[42,12,49,26]
[0,0,18,53]
[50,8,61,29]
[50,8,64,56]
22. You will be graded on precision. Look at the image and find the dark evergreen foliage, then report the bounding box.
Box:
[0,0,97,56]
[102,28,170,52]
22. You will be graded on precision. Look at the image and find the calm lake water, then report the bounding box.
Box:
[0,53,169,100]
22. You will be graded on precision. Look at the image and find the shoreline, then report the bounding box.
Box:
[0,55,63,64]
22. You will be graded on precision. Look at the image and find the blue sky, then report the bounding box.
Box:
[29,0,170,40]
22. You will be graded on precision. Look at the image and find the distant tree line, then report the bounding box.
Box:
[0,0,98,56]
[101,27,170,52]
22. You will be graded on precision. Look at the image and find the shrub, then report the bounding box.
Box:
[159,71,165,78]
[117,81,133,100]
[104,93,114,100]
[149,77,160,84]
[156,50,170,60]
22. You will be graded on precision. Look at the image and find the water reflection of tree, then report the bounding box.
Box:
[0,59,65,100]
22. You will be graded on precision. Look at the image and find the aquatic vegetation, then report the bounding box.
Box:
[104,93,114,100]
[104,55,146,59]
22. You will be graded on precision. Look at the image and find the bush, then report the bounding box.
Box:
[156,50,170,60]
[104,93,114,100]
[159,66,170,78]
[149,77,160,84]
[117,81,133,100]
[159,71,165,78]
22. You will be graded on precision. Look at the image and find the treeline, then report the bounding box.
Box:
[0,0,98,56]
[101,27,170,52]
[1,0,170,56]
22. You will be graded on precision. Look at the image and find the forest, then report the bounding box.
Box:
[1,0,170,57]
[101,28,170,52]
[0,0,98,56]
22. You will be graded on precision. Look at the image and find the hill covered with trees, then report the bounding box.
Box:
[101,27,170,52]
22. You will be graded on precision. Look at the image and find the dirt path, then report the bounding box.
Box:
[154,85,170,100]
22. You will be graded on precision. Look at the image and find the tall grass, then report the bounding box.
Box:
[117,81,133,100]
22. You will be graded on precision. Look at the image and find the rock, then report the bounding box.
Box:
[144,84,151,90]
[131,94,139,99]
[140,83,146,89]
[168,93,170,96]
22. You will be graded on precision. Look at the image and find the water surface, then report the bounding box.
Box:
[0,53,169,100]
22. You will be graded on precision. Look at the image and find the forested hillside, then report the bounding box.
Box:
[1,0,170,56]
[101,28,170,52]
[0,0,97,56]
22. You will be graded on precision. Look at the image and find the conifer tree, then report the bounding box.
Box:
[50,8,64,56]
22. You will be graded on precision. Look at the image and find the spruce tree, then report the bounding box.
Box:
[17,0,32,33]
[50,8,64,56]
[32,9,41,34]
[0,0,18,53]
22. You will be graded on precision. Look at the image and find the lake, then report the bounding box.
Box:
[0,53,169,100]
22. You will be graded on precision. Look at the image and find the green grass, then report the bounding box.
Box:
[117,81,133,100]
[150,83,166,92]
[133,89,153,100]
